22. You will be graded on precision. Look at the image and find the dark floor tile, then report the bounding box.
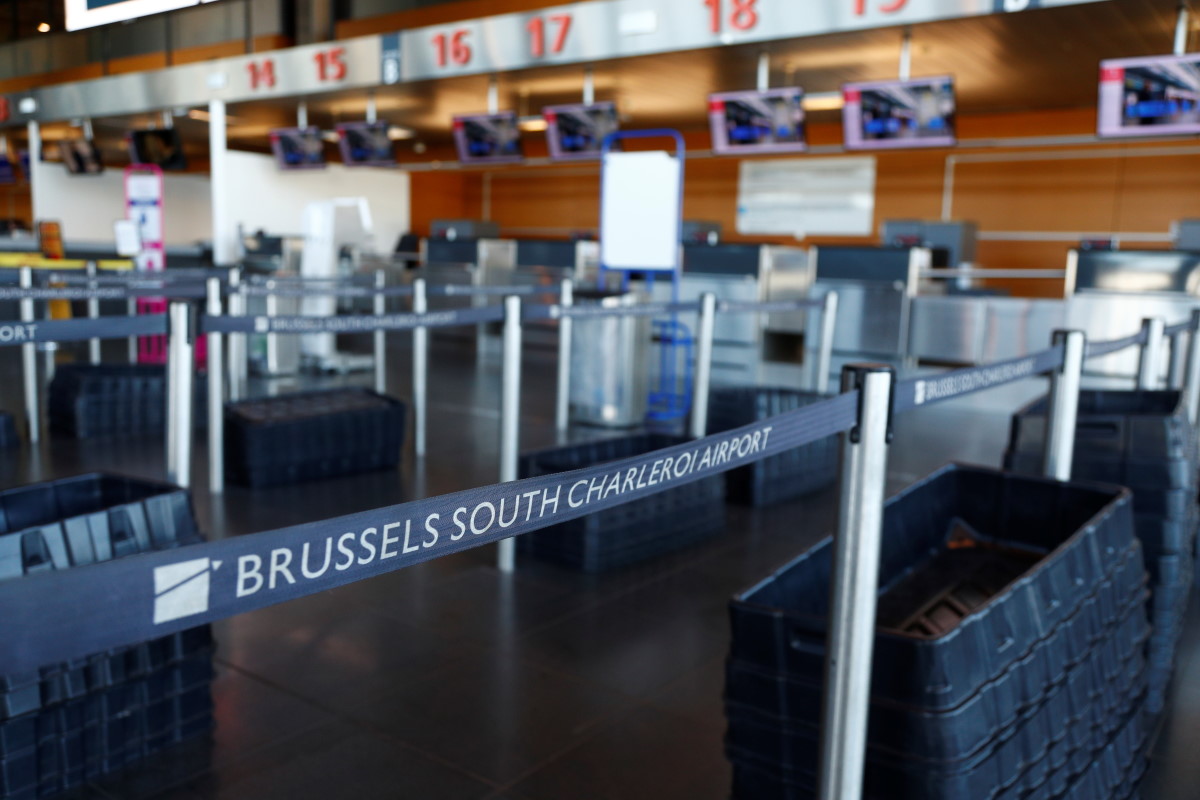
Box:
[215,594,485,707]
[510,705,729,800]
[647,654,728,728]
[346,647,635,784]
[508,594,728,699]
[175,721,492,800]
[353,564,588,644]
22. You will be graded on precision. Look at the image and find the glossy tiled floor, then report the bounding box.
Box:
[1,332,1195,799]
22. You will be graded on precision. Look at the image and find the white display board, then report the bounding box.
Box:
[737,156,876,238]
[66,0,223,32]
[600,150,681,272]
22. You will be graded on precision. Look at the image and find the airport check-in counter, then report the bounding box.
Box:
[486,238,601,346]
[811,245,932,378]
[1066,250,1200,382]
[416,236,516,347]
[906,249,1200,384]
[650,243,813,386]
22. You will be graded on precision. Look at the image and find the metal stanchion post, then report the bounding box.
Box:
[19,267,39,443]
[413,278,428,458]
[1137,316,1165,390]
[206,279,225,494]
[86,261,101,365]
[1185,310,1200,427]
[1168,333,1184,389]
[497,295,522,573]
[227,267,245,401]
[374,269,387,394]
[1043,330,1085,481]
[691,293,717,439]
[126,297,138,363]
[264,279,278,376]
[818,364,894,800]
[555,278,574,436]
[166,301,195,489]
[816,291,839,395]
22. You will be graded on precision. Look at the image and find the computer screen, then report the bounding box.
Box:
[270,127,327,170]
[453,112,523,164]
[709,88,806,154]
[129,129,187,171]
[1098,53,1200,138]
[842,76,957,150]
[544,102,620,160]
[337,122,396,167]
[62,138,103,175]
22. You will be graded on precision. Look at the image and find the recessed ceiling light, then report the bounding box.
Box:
[36,22,50,33]
[517,116,548,132]
[803,92,844,112]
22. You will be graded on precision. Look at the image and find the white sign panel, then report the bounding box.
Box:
[601,151,681,272]
[66,0,222,32]
[737,156,876,238]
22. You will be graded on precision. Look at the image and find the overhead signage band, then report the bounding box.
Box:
[11,0,1109,123]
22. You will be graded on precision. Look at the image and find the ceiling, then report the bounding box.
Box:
[21,0,1196,160]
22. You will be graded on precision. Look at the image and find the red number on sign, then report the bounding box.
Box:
[703,0,758,33]
[854,0,908,14]
[432,30,472,67]
[730,0,757,30]
[314,48,347,82]
[246,59,276,89]
[527,13,572,57]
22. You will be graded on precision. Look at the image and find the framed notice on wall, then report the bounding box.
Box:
[736,156,876,238]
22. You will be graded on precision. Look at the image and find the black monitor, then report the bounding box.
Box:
[129,129,187,171]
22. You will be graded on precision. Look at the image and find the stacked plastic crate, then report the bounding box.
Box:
[0,474,214,799]
[518,434,726,572]
[1005,390,1198,714]
[225,388,406,488]
[704,388,838,506]
[724,465,1149,799]
[48,365,207,439]
[0,414,17,449]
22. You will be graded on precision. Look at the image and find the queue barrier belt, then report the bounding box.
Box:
[0,307,1191,673]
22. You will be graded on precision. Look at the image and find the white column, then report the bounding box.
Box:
[209,100,237,266]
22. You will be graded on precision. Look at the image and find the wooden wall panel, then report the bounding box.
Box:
[1111,152,1200,232]
[951,157,1124,231]
[407,107,1200,298]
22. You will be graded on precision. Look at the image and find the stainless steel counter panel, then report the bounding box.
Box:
[811,279,909,359]
[908,296,1066,365]
[1067,291,1190,382]
[762,246,813,336]
[648,244,811,385]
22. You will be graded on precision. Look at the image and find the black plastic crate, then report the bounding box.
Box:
[703,388,838,507]
[728,696,1147,800]
[47,365,207,440]
[727,602,1146,780]
[225,388,406,488]
[729,464,1138,711]
[517,433,725,572]
[725,552,1148,763]
[728,674,1145,800]
[0,472,215,796]
[1006,389,1195,485]
[0,414,17,450]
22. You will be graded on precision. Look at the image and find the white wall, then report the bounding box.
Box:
[30,149,213,245]
[216,150,412,256]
